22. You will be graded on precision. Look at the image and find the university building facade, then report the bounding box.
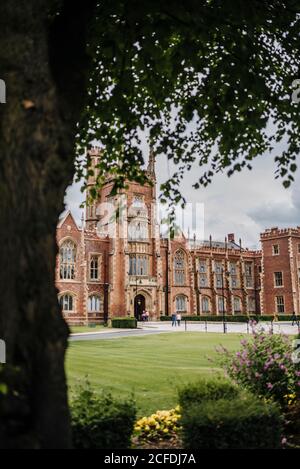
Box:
[55,148,300,324]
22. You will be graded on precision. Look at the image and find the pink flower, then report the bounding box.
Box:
[267,382,273,390]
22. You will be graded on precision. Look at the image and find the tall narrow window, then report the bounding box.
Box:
[201,296,210,313]
[59,294,74,312]
[174,251,185,285]
[90,255,99,280]
[218,296,225,314]
[233,297,241,314]
[59,240,76,280]
[274,272,283,287]
[88,295,102,313]
[129,255,148,276]
[276,296,285,313]
[176,295,187,312]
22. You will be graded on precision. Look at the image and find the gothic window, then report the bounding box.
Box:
[129,255,149,276]
[128,221,148,240]
[88,295,102,313]
[245,262,253,288]
[59,294,74,312]
[201,296,210,313]
[59,240,76,280]
[174,250,185,285]
[218,296,225,314]
[90,255,100,280]
[175,295,187,312]
[233,297,242,314]
[248,296,256,313]
[198,260,206,273]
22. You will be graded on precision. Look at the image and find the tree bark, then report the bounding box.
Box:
[0,0,95,448]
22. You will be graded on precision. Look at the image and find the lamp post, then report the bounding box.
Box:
[103,282,109,326]
[134,275,142,320]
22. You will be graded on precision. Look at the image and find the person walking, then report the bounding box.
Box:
[292,312,297,326]
[171,312,177,327]
[145,310,150,322]
[176,312,182,327]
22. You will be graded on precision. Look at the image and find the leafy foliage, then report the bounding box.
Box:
[70,380,136,449]
[181,396,283,449]
[75,0,300,210]
[111,317,137,328]
[178,376,240,409]
[218,329,300,406]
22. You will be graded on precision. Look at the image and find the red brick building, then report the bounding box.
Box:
[55,148,299,324]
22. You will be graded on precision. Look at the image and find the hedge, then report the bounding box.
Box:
[181,396,283,449]
[111,317,137,328]
[178,377,240,410]
[71,381,136,449]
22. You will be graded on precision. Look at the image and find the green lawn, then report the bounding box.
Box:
[70,325,105,334]
[66,332,244,416]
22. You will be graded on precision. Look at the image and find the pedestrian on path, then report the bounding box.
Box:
[176,312,182,327]
[171,313,177,327]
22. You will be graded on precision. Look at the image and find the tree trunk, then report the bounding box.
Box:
[0,0,95,448]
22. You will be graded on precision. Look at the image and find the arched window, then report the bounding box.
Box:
[175,295,187,312]
[60,240,76,280]
[129,255,149,276]
[90,255,100,280]
[248,296,256,313]
[201,296,210,313]
[218,296,225,314]
[233,297,242,314]
[174,250,185,285]
[88,295,102,313]
[59,294,74,312]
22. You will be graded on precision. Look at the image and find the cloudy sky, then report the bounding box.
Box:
[64,142,300,250]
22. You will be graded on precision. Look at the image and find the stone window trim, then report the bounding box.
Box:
[58,291,77,314]
[233,296,242,314]
[89,253,102,282]
[174,249,186,286]
[275,295,285,314]
[58,237,77,281]
[274,271,284,288]
[87,293,103,313]
[201,295,211,314]
[175,294,188,313]
[272,244,280,256]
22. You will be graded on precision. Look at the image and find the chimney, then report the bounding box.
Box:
[228,233,235,243]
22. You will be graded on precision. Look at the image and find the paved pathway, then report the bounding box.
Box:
[70,321,299,341]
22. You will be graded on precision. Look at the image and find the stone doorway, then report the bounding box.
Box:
[134,294,146,320]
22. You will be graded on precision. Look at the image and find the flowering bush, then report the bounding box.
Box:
[134,406,181,440]
[218,328,300,407]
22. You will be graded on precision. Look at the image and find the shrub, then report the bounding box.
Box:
[178,377,239,409]
[111,317,137,328]
[70,381,136,449]
[134,406,181,441]
[181,396,283,449]
[219,330,300,406]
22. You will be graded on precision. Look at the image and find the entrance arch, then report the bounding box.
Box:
[134,294,146,320]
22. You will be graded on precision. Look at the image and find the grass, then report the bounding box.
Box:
[66,332,244,416]
[70,325,105,334]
